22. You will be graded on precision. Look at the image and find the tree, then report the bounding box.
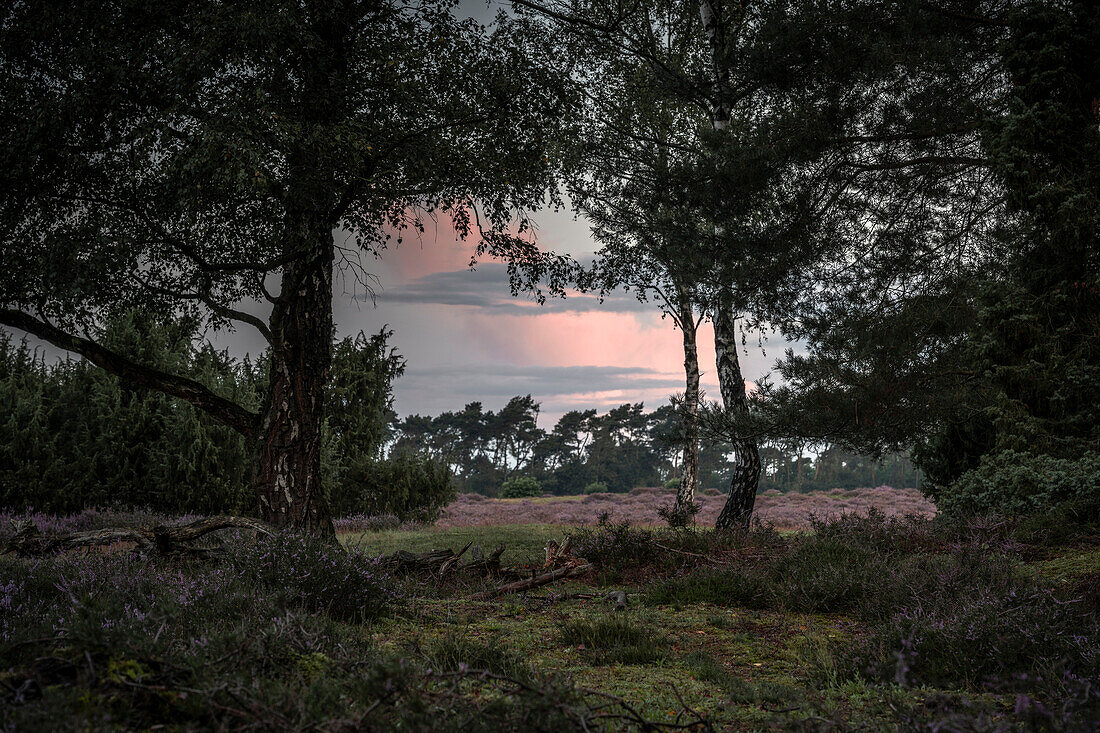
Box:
[559,0,721,522]
[0,0,574,533]
[727,0,1100,514]
[524,0,849,527]
[324,329,406,515]
[0,313,258,513]
[0,315,410,515]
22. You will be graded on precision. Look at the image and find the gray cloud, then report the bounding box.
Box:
[392,363,695,418]
[372,263,655,315]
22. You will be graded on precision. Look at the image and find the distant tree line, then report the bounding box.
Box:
[389,397,920,496]
[0,314,453,521]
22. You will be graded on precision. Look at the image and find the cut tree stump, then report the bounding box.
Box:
[2,516,275,557]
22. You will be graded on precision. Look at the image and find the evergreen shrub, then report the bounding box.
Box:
[940,450,1100,519]
[343,453,456,522]
[500,476,541,498]
[583,481,609,494]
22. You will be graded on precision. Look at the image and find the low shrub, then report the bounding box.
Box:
[646,567,766,608]
[501,477,542,499]
[939,450,1100,520]
[570,520,661,581]
[583,481,609,495]
[230,533,396,623]
[645,513,1024,620]
[848,583,1100,691]
[334,514,402,533]
[424,634,533,680]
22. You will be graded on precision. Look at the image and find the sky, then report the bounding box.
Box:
[10,205,782,427]
[317,208,781,425]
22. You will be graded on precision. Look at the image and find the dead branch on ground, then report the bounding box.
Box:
[2,516,275,558]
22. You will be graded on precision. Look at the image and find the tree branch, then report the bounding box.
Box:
[841,155,988,172]
[0,309,259,439]
[132,272,274,343]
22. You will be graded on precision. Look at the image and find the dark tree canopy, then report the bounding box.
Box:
[718,0,1100,514]
[0,0,577,532]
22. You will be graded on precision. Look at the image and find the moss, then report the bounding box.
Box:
[293,652,331,681]
[1032,547,1100,581]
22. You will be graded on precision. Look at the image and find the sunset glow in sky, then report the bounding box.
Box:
[334,209,778,424]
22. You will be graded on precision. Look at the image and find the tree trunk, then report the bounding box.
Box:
[713,289,761,531]
[251,236,336,537]
[672,283,701,524]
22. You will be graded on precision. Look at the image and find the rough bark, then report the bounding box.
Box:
[673,282,701,524]
[252,231,336,537]
[713,291,762,531]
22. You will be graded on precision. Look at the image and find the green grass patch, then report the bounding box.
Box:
[343,523,565,563]
[557,613,668,665]
[1031,546,1100,581]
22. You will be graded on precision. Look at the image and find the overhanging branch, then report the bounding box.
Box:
[0,309,259,439]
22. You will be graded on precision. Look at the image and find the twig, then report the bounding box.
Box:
[652,541,732,565]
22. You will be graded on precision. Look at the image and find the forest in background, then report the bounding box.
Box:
[1,314,917,518]
[392,398,919,496]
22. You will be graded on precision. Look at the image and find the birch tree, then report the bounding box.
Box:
[522,0,844,527]
[0,0,575,535]
[567,18,715,521]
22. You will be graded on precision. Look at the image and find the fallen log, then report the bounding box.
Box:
[469,562,593,601]
[2,516,275,557]
[380,543,506,578]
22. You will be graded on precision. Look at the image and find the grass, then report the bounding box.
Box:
[4,513,1099,730]
[342,522,564,562]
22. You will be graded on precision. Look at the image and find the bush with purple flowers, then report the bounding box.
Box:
[229,531,396,623]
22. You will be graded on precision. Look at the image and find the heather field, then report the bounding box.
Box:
[435,486,936,530]
[4,503,1100,730]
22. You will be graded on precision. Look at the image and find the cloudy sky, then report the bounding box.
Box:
[322,208,780,425]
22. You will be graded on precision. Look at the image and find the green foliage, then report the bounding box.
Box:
[500,476,542,499]
[0,316,413,518]
[582,481,608,494]
[229,533,395,623]
[643,512,1019,620]
[0,0,578,533]
[734,0,1100,518]
[937,450,1100,520]
[396,397,916,496]
[323,329,406,516]
[0,316,256,514]
[557,614,667,665]
[343,452,456,523]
